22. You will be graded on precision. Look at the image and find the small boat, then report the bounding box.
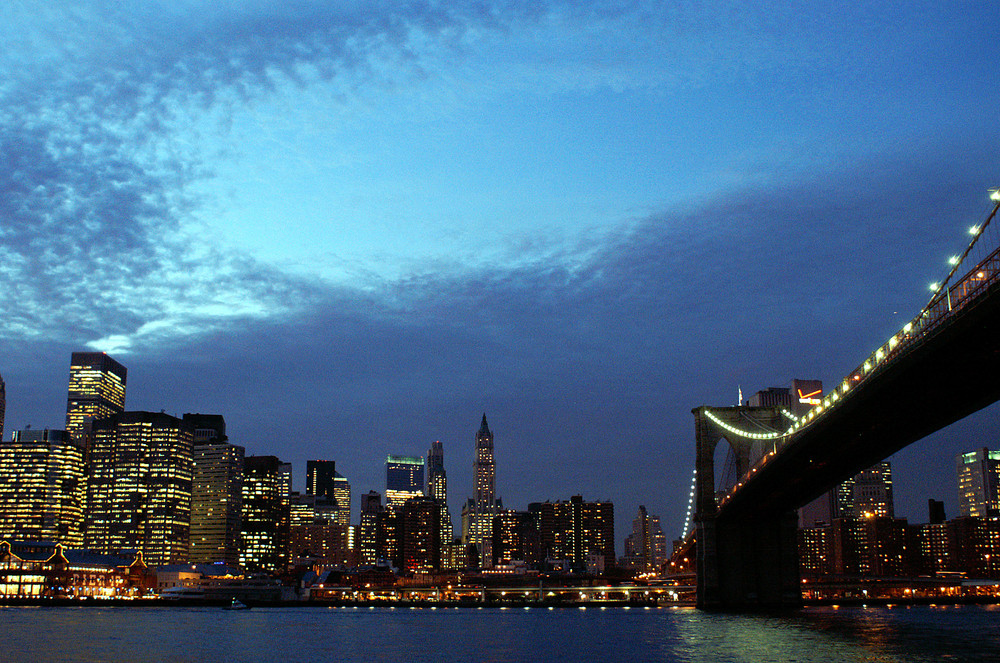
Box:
[224,598,250,610]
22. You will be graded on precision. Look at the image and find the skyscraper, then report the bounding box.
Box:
[306,460,337,499]
[957,448,1000,519]
[466,414,499,561]
[86,411,194,565]
[427,440,453,561]
[0,373,5,442]
[332,472,351,527]
[358,490,382,565]
[0,429,85,546]
[65,352,127,451]
[241,455,290,573]
[835,461,894,518]
[623,505,667,573]
[186,413,244,566]
[385,455,424,507]
[306,460,350,525]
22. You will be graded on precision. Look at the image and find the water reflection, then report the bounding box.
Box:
[2,604,999,662]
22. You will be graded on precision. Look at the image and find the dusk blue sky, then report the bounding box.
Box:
[2,1,999,547]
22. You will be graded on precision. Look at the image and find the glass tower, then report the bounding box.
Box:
[186,413,244,566]
[385,455,424,507]
[0,429,85,546]
[86,411,194,565]
[957,448,1000,519]
[65,352,127,451]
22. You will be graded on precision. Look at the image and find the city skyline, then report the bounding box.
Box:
[2,2,999,546]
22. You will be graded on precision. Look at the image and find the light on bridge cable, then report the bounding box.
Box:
[990,189,1000,202]
[929,282,940,292]
[948,256,960,266]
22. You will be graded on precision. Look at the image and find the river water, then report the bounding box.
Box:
[3,604,999,662]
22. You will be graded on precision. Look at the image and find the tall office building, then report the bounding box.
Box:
[241,455,290,573]
[186,413,244,566]
[835,461,894,518]
[623,505,666,572]
[401,496,440,572]
[306,460,350,526]
[0,373,5,442]
[427,440,453,562]
[306,460,337,498]
[957,448,1000,519]
[385,455,424,507]
[358,490,382,565]
[86,412,194,565]
[65,352,127,450]
[0,429,85,546]
[332,473,351,526]
[466,414,499,559]
[427,441,447,502]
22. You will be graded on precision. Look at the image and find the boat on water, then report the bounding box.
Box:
[223,598,250,610]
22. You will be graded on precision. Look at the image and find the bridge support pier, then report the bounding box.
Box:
[696,510,801,609]
[693,405,801,609]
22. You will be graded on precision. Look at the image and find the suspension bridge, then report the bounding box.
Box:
[674,190,1000,609]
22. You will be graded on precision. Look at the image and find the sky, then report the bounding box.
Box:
[2,1,999,550]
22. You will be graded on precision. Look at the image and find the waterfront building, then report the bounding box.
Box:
[241,455,290,574]
[0,540,155,599]
[86,412,194,565]
[529,495,615,572]
[186,414,243,566]
[466,415,500,563]
[798,523,834,575]
[0,429,85,546]
[385,455,423,507]
[64,352,127,451]
[830,515,909,577]
[956,448,1000,519]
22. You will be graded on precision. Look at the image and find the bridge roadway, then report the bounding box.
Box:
[715,273,1000,521]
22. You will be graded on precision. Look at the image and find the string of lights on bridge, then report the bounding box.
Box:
[680,190,1000,540]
